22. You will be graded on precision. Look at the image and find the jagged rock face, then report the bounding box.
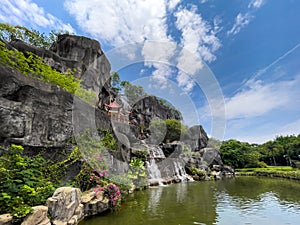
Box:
[46,187,83,225]
[50,34,111,92]
[129,96,181,138]
[0,64,72,147]
[201,147,223,166]
[0,64,111,150]
[10,34,111,93]
[130,96,181,126]
[184,125,209,151]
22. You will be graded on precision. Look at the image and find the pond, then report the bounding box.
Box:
[79,177,300,225]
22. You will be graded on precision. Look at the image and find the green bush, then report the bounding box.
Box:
[0,144,55,221]
[127,158,147,187]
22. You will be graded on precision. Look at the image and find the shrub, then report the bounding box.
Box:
[94,183,121,210]
[0,144,55,221]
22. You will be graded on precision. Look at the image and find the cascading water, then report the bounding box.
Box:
[146,159,164,185]
[172,160,193,182]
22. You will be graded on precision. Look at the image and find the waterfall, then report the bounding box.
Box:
[173,160,193,182]
[146,159,164,185]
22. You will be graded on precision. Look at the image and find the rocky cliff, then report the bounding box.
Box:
[0,34,227,185]
[9,34,111,93]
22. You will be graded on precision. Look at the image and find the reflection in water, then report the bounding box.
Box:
[147,187,163,215]
[216,177,300,225]
[79,177,300,225]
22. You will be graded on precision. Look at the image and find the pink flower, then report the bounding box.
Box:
[99,173,104,177]
[97,156,101,161]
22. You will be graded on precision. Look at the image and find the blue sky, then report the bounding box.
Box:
[1,0,300,143]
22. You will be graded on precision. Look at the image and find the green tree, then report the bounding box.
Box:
[164,119,188,143]
[220,139,263,168]
[120,81,146,104]
[149,119,167,144]
[110,72,121,93]
[0,22,70,49]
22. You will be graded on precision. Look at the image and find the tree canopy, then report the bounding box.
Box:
[0,23,70,49]
[220,135,300,168]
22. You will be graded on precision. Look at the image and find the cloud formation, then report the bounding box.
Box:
[174,5,221,92]
[248,0,266,9]
[0,0,75,32]
[228,0,266,36]
[64,1,221,92]
[227,13,252,36]
[65,0,170,47]
[175,6,221,62]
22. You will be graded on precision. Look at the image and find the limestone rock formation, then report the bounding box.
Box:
[0,214,12,225]
[10,34,111,93]
[130,96,181,132]
[81,190,109,217]
[0,63,73,148]
[21,206,50,225]
[184,125,209,151]
[46,187,83,225]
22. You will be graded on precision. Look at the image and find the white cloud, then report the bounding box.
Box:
[0,0,75,32]
[176,48,203,75]
[65,0,170,47]
[228,0,266,36]
[227,12,252,36]
[176,71,195,93]
[168,0,182,11]
[175,5,221,62]
[65,1,222,93]
[225,78,292,120]
[248,0,266,9]
[65,0,176,89]
[198,74,300,124]
[174,5,221,92]
[151,64,174,89]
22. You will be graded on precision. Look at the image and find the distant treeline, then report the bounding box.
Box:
[219,135,300,168]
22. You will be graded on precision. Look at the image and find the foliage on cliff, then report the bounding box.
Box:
[149,119,188,143]
[0,22,69,49]
[0,40,96,103]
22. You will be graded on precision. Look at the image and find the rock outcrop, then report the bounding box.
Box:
[21,206,50,225]
[0,214,12,225]
[0,63,74,148]
[81,190,109,217]
[129,96,181,136]
[46,187,83,225]
[10,34,111,93]
[185,125,209,151]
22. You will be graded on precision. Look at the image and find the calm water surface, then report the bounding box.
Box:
[79,177,300,225]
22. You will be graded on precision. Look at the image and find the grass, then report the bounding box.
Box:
[236,166,294,172]
[235,166,300,180]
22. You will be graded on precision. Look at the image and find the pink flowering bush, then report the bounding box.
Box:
[75,155,108,191]
[94,183,121,209]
